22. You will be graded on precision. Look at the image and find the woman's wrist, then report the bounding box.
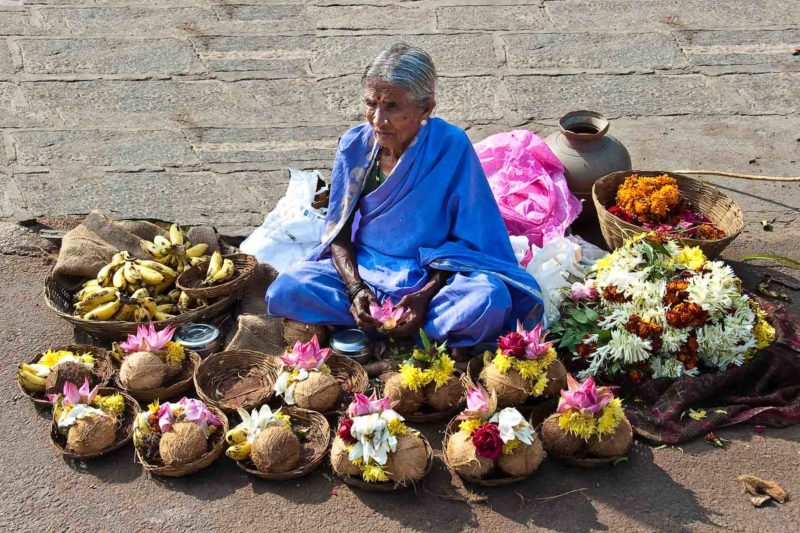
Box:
[347,281,369,302]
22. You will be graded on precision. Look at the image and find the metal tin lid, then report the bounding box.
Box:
[174,323,220,349]
[330,329,370,354]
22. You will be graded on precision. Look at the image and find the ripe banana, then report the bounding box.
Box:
[112,266,127,289]
[210,259,235,283]
[113,303,137,322]
[225,427,249,445]
[153,311,176,321]
[139,260,177,279]
[207,252,223,278]
[21,363,49,378]
[225,443,252,461]
[123,261,142,285]
[185,243,208,258]
[135,264,165,285]
[170,224,184,246]
[74,287,119,314]
[18,369,47,392]
[96,262,119,286]
[84,299,122,321]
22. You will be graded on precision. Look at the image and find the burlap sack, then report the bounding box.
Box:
[238,262,278,316]
[225,314,285,353]
[187,226,221,254]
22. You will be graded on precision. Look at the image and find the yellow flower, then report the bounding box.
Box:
[387,418,408,436]
[558,411,596,441]
[492,354,512,374]
[147,400,160,413]
[79,353,95,365]
[163,342,186,365]
[399,364,430,391]
[597,398,624,436]
[320,364,332,374]
[93,393,126,418]
[428,355,455,388]
[362,464,388,483]
[674,246,706,270]
[687,408,706,421]
[753,310,776,350]
[275,412,292,430]
[502,439,521,455]
[594,253,615,274]
[38,349,73,367]
[459,417,482,435]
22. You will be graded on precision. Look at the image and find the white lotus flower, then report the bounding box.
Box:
[490,407,533,445]
[348,413,397,466]
[57,404,107,429]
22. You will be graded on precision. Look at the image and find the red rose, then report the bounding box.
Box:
[472,422,503,459]
[338,418,356,444]
[497,332,526,358]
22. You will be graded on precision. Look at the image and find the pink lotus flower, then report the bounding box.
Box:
[280,335,331,371]
[49,378,99,406]
[178,397,221,427]
[570,280,598,303]
[465,386,490,414]
[519,322,554,360]
[497,331,527,358]
[347,391,392,418]
[120,324,175,353]
[556,374,614,416]
[156,402,175,433]
[369,299,409,331]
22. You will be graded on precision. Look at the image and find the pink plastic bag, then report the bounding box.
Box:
[474,129,581,248]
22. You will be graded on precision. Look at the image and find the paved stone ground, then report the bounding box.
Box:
[1,1,800,532]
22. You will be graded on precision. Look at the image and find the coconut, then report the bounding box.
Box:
[119,351,165,390]
[293,371,340,412]
[45,361,93,395]
[251,426,300,473]
[330,435,362,477]
[479,363,528,406]
[159,422,207,466]
[445,429,494,479]
[423,376,463,412]
[498,437,544,477]
[384,433,428,483]
[587,416,633,458]
[66,413,117,455]
[543,359,568,397]
[541,413,584,457]
[382,373,424,415]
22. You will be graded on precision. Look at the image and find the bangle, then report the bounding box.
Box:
[346,281,367,302]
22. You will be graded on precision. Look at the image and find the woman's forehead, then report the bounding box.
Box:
[363,79,409,102]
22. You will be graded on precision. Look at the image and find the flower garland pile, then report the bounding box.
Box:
[49,379,125,454]
[134,397,221,466]
[553,234,775,381]
[446,385,543,479]
[334,392,426,483]
[274,335,341,412]
[610,173,725,240]
[542,375,632,459]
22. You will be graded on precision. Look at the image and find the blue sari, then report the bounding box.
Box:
[266,118,543,346]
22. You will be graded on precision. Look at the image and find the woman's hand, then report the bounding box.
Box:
[392,290,433,337]
[350,288,382,331]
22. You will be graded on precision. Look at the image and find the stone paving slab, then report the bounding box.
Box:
[437,4,552,31]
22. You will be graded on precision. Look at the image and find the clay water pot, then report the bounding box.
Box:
[545,111,631,226]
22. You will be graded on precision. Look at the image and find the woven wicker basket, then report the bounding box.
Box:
[44,268,239,341]
[442,417,543,486]
[381,370,466,424]
[136,405,229,477]
[334,432,434,492]
[113,351,201,403]
[282,319,329,347]
[234,407,331,480]
[50,388,139,460]
[18,345,114,407]
[194,350,279,414]
[544,413,633,468]
[176,253,257,300]
[592,170,744,259]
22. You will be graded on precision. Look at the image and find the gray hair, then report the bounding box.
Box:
[362,43,437,108]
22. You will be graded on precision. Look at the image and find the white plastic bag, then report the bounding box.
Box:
[240,168,327,272]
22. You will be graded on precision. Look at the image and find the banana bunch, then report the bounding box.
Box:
[203,252,235,286]
[95,251,179,295]
[140,224,209,273]
[73,283,164,323]
[17,363,49,393]
[225,426,252,461]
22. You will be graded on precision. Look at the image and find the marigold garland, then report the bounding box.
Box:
[399,352,455,392]
[164,341,186,364]
[616,174,680,224]
[558,398,624,441]
[490,347,557,397]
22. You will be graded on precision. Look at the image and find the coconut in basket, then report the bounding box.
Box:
[18,349,98,397]
[541,375,632,460]
[445,383,543,480]
[50,379,127,455]
[479,322,567,406]
[224,405,301,473]
[133,398,222,466]
[382,329,463,415]
[331,392,428,484]
[114,325,187,391]
[273,335,340,412]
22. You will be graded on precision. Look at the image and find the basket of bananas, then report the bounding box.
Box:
[176,252,257,300]
[44,225,239,340]
[17,345,114,407]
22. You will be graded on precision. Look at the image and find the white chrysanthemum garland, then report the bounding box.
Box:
[551,234,775,380]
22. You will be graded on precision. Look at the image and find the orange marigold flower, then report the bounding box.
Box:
[603,286,629,303]
[663,280,689,306]
[615,174,681,224]
[666,302,710,329]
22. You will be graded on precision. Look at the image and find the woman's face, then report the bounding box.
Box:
[363,78,434,156]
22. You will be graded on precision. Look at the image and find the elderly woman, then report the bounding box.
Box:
[266,44,542,357]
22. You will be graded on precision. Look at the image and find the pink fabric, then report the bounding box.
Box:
[474,130,581,248]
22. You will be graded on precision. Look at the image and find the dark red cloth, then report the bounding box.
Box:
[625,302,800,444]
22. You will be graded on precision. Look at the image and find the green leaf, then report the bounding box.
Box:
[741,254,800,270]
[584,307,599,322]
[419,329,432,352]
[612,455,628,466]
[572,310,590,324]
